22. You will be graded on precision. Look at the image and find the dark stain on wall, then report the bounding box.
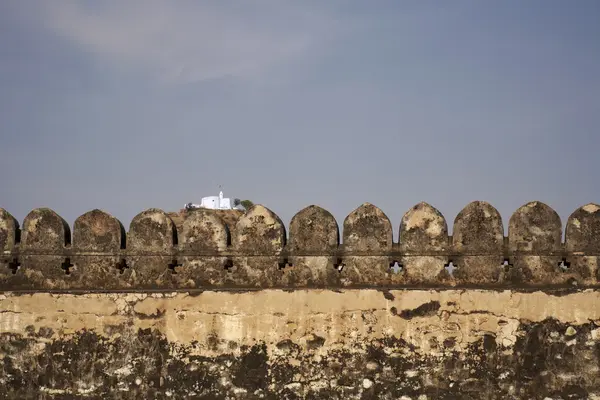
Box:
[1,318,600,399]
[398,301,441,320]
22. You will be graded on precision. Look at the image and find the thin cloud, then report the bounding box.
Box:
[26,0,343,84]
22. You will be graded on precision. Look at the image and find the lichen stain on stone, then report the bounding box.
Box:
[401,203,443,237]
[583,204,600,213]
[148,211,168,226]
[89,216,111,237]
[27,215,41,231]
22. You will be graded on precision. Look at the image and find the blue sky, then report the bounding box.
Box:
[1,0,599,239]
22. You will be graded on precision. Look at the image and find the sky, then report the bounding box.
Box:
[1,0,600,241]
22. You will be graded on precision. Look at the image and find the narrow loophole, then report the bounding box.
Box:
[224,258,234,272]
[7,258,20,275]
[61,258,73,275]
[558,258,570,272]
[278,259,291,270]
[116,259,128,275]
[168,259,181,275]
[501,259,512,273]
[444,261,457,277]
[334,258,345,272]
[389,261,403,274]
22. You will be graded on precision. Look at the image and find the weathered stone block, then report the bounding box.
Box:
[178,209,232,288]
[179,209,229,253]
[399,202,448,284]
[342,203,393,286]
[0,207,18,252]
[234,204,286,254]
[21,207,70,251]
[284,205,340,287]
[17,208,71,289]
[73,209,125,252]
[343,203,393,253]
[565,203,600,285]
[566,203,600,253]
[72,209,127,289]
[232,205,286,287]
[0,208,20,288]
[508,202,563,285]
[509,201,562,253]
[452,201,504,285]
[127,208,176,288]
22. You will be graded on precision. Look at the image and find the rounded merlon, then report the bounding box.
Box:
[128,208,177,252]
[288,205,339,252]
[399,202,448,251]
[179,209,229,252]
[565,203,600,252]
[343,203,393,252]
[21,207,71,250]
[508,201,562,252]
[453,201,503,253]
[73,209,125,252]
[0,208,19,252]
[234,204,286,254]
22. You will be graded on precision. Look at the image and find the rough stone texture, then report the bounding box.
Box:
[179,209,229,253]
[177,209,232,288]
[343,203,393,253]
[399,202,448,284]
[342,203,394,287]
[0,209,20,290]
[73,209,126,252]
[0,207,18,253]
[284,205,340,287]
[127,208,177,288]
[565,203,600,286]
[233,205,286,287]
[508,202,564,286]
[1,201,600,289]
[508,201,562,253]
[71,209,127,289]
[3,200,600,397]
[7,208,71,290]
[168,209,243,240]
[565,203,600,253]
[2,289,600,399]
[20,207,71,251]
[288,205,339,254]
[234,205,286,254]
[452,201,505,285]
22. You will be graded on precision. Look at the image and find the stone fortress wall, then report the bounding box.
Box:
[1,201,600,399]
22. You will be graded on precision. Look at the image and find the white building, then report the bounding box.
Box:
[200,191,231,209]
[185,190,246,211]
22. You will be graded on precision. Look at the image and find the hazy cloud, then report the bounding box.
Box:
[28,0,343,84]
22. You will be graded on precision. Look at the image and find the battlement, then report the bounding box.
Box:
[1,200,599,290]
[3,201,600,398]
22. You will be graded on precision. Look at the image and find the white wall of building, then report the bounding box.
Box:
[185,190,245,211]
